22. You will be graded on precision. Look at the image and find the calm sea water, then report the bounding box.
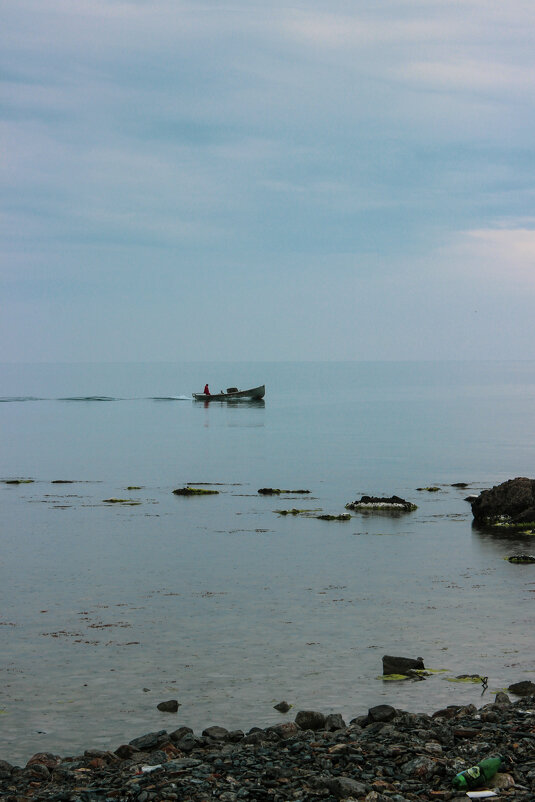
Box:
[1,361,535,764]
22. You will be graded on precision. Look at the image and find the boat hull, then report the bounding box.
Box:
[192,384,265,402]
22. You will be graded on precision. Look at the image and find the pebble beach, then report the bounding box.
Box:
[2,692,534,801]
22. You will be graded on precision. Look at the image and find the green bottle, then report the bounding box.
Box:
[452,756,502,790]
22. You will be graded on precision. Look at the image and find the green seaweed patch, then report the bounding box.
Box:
[446,674,486,684]
[126,486,143,490]
[416,486,441,492]
[275,508,306,516]
[419,668,449,674]
[486,519,535,530]
[377,674,413,682]
[173,487,219,496]
[103,498,142,505]
[507,554,535,564]
[3,478,34,484]
[316,513,351,521]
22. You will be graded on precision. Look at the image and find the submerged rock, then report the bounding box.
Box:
[471,477,535,525]
[346,495,417,512]
[508,554,535,563]
[157,699,180,712]
[273,700,291,712]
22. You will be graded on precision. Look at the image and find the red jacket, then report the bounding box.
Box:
[204,384,210,395]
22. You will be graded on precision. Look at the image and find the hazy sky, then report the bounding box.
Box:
[2,0,535,361]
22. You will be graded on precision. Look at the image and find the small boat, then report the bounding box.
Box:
[192,384,265,401]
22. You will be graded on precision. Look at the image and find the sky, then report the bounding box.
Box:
[2,0,535,362]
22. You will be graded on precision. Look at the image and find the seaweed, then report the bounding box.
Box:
[316,513,351,521]
[103,498,142,505]
[258,488,310,495]
[173,487,219,496]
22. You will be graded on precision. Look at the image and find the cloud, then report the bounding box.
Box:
[435,224,535,286]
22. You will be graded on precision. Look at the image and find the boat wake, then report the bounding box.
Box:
[1,395,191,403]
[0,396,45,402]
[58,396,117,402]
[150,395,191,401]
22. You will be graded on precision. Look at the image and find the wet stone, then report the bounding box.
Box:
[128,730,168,751]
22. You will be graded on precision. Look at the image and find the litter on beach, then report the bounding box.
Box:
[466,792,498,799]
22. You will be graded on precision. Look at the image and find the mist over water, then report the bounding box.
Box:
[1,361,535,764]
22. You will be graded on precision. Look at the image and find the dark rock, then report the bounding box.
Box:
[508,680,535,696]
[273,700,291,713]
[114,743,138,759]
[243,730,270,744]
[157,699,180,712]
[325,713,346,731]
[368,704,397,723]
[432,705,461,720]
[227,730,244,742]
[471,477,535,524]
[295,710,327,730]
[0,761,13,779]
[452,482,469,488]
[26,763,50,779]
[165,758,202,771]
[26,753,62,769]
[401,755,438,780]
[175,733,197,752]
[131,749,168,766]
[313,775,368,798]
[201,725,230,740]
[494,692,512,706]
[128,730,168,751]
[346,495,417,512]
[266,722,300,739]
[169,726,193,742]
[382,655,425,675]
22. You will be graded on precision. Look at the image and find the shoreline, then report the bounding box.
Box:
[1,693,534,801]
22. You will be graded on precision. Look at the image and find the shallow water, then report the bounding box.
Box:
[1,361,535,764]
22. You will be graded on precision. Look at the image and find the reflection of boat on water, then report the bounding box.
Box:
[192,384,265,402]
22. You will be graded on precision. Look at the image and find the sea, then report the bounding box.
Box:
[1,361,535,765]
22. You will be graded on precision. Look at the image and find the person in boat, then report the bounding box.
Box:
[203,383,210,396]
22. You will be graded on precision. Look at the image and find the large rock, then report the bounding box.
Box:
[471,477,535,524]
[382,655,425,675]
[508,680,535,696]
[295,710,327,730]
[202,725,230,740]
[346,495,417,512]
[128,730,168,751]
[368,704,397,723]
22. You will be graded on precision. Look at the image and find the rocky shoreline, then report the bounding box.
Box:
[2,693,534,801]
